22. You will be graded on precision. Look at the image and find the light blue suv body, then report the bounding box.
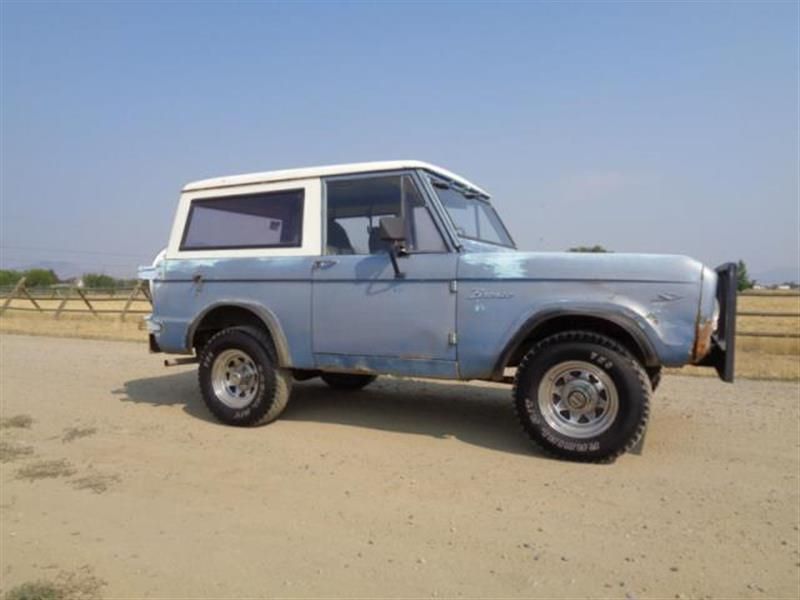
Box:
[140,161,735,460]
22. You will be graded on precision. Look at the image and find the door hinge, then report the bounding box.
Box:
[448,331,458,346]
[449,280,458,293]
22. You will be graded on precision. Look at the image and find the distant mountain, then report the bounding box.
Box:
[0,258,136,280]
[752,266,800,286]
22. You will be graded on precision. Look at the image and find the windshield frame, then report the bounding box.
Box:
[427,175,516,249]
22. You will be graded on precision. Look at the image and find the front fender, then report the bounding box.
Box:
[456,282,700,380]
[491,303,661,377]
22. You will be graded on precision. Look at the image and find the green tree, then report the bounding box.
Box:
[568,245,610,253]
[0,269,23,287]
[23,268,58,287]
[82,273,118,289]
[736,260,754,291]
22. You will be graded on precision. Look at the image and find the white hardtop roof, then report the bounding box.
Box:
[183,160,489,196]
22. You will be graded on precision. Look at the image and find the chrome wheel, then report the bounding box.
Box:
[211,349,260,409]
[537,360,619,439]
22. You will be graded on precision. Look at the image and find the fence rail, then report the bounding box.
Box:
[0,286,143,298]
[0,277,151,321]
[737,331,799,338]
[737,311,799,317]
[739,291,800,297]
[1,279,798,336]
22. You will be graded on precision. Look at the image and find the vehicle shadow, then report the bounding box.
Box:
[114,371,539,457]
[113,369,218,424]
[286,378,539,457]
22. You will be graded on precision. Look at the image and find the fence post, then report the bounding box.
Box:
[20,282,42,312]
[140,282,152,304]
[74,287,97,316]
[55,286,73,319]
[0,277,43,314]
[121,282,143,321]
[0,277,26,315]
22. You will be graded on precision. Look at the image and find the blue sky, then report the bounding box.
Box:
[1,1,798,281]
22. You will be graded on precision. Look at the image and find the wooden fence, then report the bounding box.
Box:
[0,277,151,321]
[1,280,798,337]
[736,290,800,338]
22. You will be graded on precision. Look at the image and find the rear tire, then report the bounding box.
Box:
[321,373,377,390]
[513,331,651,462]
[198,327,292,426]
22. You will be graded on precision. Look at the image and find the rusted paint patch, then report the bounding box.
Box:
[314,353,459,379]
[692,317,714,361]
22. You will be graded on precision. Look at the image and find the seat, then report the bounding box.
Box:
[327,220,354,255]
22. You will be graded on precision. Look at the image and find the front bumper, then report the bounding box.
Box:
[697,262,737,382]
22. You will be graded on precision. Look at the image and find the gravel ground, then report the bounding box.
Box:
[1,334,798,598]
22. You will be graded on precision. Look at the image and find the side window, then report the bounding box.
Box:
[325,174,446,255]
[181,189,304,250]
[404,176,447,253]
[326,176,401,255]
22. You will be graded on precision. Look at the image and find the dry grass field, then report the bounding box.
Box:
[727,293,800,380]
[0,293,150,342]
[0,311,146,342]
[1,291,798,379]
[738,293,800,335]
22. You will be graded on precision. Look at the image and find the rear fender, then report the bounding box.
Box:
[186,300,292,367]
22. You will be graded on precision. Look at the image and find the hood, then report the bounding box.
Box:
[459,251,704,284]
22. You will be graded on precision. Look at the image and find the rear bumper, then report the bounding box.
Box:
[149,334,162,354]
[697,262,737,382]
[144,315,164,354]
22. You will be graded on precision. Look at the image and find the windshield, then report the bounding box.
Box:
[431,180,515,248]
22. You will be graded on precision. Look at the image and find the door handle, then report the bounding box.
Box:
[191,272,204,295]
[313,259,339,270]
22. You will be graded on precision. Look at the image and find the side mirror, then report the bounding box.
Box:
[378,216,407,279]
[378,216,406,242]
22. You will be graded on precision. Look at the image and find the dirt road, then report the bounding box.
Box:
[1,334,798,598]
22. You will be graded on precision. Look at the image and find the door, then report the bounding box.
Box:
[312,172,458,377]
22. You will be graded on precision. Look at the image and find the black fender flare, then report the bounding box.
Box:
[492,308,660,379]
[185,300,292,367]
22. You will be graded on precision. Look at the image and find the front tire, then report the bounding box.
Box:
[198,327,292,426]
[513,331,651,462]
[321,373,377,390]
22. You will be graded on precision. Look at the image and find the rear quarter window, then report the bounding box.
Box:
[180,189,304,250]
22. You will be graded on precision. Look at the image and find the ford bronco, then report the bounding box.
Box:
[139,161,736,461]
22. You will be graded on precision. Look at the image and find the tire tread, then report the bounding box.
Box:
[512,330,651,462]
[198,326,292,426]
